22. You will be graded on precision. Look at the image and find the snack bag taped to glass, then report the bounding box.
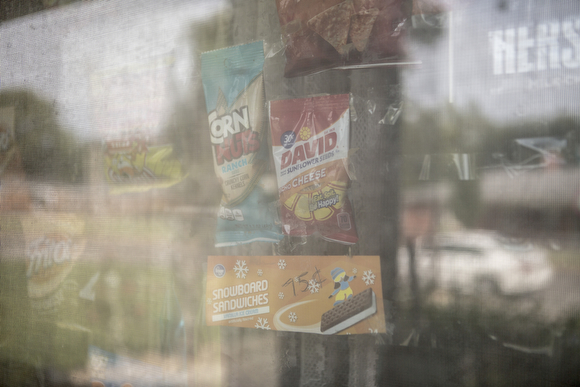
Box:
[201,41,283,247]
[94,54,186,195]
[275,0,407,77]
[269,94,358,244]
[104,132,185,194]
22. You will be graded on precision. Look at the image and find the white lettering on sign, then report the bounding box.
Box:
[208,106,251,144]
[489,18,580,75]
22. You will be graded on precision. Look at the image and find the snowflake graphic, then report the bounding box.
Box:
[294,276,299,283]
[307,279,321,293]
[288,312,297,323]
[257,269,263,277]
[278,259,287,270]
[368,328,378,334]
[206,298,212,305]
[234,260,249,279]
[278,292,285,300]
[362,270,376,286]
[352,268,358,275]
[255,318,271,330]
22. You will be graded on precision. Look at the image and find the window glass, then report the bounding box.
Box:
[1,0,579,386]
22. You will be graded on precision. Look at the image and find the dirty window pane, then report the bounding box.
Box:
[0,0,579,386]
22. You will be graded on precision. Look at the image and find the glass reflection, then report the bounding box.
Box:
[0,0,579,386]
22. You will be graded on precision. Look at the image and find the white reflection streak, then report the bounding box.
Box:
[448,11,453,104]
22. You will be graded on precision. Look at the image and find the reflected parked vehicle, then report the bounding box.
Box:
[398,231,554,295]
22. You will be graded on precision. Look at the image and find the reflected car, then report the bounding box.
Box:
[398,231,553,295]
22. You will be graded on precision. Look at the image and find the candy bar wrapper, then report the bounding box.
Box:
[104,134,186,194]
[201,41,284,247]
[92,51,187,195]
[275,0,408,77]
[269,94,358,245]
[206,255,386,335]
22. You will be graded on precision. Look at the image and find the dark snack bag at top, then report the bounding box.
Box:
[201,41,283,247]
[275,0,408,77]
[269,94,358,244]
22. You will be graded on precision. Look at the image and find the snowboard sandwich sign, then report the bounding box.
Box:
[206,255,386,334]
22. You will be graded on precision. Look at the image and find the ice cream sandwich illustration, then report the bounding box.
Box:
[320,288,377,334]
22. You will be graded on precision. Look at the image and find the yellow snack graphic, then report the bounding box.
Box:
[104,138,185,194]
[283,180,347,222]
[284,193,313,222]
[299,126,311,141]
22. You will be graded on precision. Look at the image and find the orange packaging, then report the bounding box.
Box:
[206,255,386,335]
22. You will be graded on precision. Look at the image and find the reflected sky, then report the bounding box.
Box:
[0,0,228,140]
[2,0,578,139]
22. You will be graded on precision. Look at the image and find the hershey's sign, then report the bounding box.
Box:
[489,18,580,75]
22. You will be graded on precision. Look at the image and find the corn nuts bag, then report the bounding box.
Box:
[201,41,283,247]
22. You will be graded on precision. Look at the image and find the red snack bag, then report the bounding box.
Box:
[276,0,407,77]
[269,94,358,244]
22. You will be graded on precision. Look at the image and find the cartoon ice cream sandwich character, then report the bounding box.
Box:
[328,267,356,306]
[321,288,377,335]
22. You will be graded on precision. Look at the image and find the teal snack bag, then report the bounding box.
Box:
[201,41,283,247]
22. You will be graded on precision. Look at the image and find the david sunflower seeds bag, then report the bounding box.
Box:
[269,94,358,244]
